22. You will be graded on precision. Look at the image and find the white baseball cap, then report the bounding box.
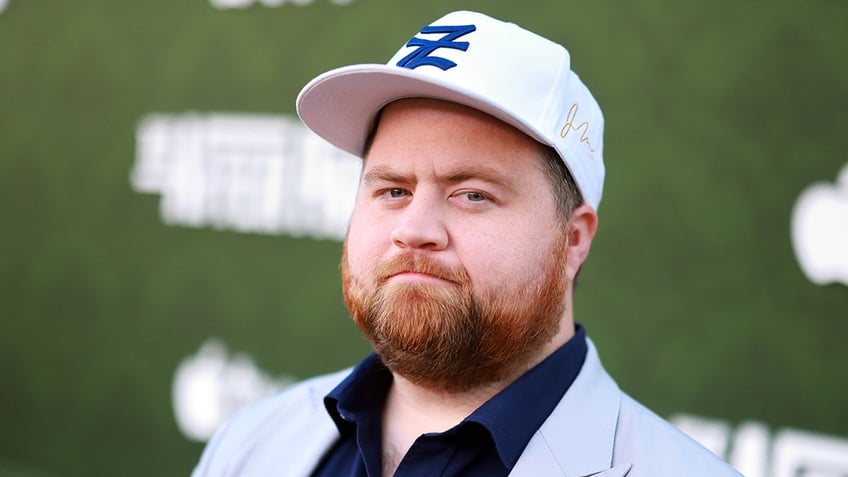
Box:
[297,10,605,211]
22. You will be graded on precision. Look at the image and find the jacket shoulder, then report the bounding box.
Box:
[191,368,349,477]
[615,393,742,477]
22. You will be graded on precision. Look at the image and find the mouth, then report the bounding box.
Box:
[387,271,456,284]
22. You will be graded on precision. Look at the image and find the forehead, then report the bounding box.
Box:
[363,98,548,179]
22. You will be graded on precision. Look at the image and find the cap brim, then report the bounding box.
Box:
[296,64,552,158]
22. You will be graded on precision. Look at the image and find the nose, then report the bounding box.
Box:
[390,194,448,251]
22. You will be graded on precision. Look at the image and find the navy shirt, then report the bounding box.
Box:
[313,325,588,476]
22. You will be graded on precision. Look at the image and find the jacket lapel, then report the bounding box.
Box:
[510,339,630,476]
[585,465,633,476]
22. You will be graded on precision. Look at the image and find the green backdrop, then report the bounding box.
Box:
[1,1,846,475]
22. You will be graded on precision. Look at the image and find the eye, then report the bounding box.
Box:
[377,187,409,200]
[464,191,488,202]
[388,188,408,198]
[449,189,495,208]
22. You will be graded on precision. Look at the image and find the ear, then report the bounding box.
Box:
[565,204,598,280]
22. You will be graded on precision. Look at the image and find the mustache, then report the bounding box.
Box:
[376,253,469,285]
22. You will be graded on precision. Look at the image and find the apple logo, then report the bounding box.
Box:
[172,339,295,441]
[791,163,848,287]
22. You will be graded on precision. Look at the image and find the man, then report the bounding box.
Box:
[193,10,742,477]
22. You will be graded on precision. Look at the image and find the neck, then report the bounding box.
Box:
[380,373,501,476]
[380,315,575,473]
[384,373,503,433]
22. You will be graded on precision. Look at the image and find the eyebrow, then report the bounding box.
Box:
[362,165,517,191]
[362,167,411,187]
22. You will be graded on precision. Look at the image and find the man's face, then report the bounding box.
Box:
[342,98,570,392]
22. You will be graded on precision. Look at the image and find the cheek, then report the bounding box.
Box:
[459,227,552,289]
[345,214,389,275]
[452,232,505,288]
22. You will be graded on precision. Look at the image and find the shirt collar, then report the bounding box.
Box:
[466,324,587,468]
[323,324,588,469]
[324,352,391,435]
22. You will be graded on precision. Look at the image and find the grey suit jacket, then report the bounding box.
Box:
[192,340,742,476]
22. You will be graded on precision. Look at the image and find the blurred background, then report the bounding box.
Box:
[1,1,846,476]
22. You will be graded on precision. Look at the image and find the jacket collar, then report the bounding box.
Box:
[510,339,627,477]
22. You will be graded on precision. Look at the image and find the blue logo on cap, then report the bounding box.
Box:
[396,24,476,71]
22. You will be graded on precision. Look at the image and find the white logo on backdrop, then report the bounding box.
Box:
[792,163,848,287]
[132,113,361,240]
[673,414,848,477]
[209,0,354,9]
[172,339,296,441]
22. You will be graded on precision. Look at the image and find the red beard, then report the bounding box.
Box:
[341,228,569,393]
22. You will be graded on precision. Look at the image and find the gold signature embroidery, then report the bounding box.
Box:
[559,103,596,153]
